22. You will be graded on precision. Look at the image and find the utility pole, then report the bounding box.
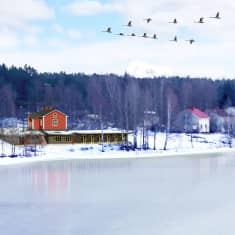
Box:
[0,111,2,156]
[153,126,157,150]
[100,105,104,152]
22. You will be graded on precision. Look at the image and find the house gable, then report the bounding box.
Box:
[42,109,68,118]
[43,110,67,131]
[28,108,67,131]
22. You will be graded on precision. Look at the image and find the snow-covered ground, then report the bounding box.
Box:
[0,132,234,165]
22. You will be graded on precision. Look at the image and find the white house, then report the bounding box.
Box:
[173,107,210,133]
[191,108,210,133]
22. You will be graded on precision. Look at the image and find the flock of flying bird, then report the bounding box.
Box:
[102,12,221,44]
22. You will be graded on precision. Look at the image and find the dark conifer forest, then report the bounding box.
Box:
[0,63,234,129]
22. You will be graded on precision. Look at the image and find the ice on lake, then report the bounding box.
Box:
[1,153,235,235]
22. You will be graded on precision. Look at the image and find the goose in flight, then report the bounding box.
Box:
[169,18,178,24]
[116,33,125,36]
[144,18,152,23]
[124,21,132,27]
[140,33,149,38]
[194,17,204,23]
[128,33,136,37]
[186,39,195,44]
[170,36,178,42]
[102,27,112,33]
[152,34,158,39]
[209,12,221,19]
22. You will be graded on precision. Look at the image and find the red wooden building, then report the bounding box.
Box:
[28,107,68,131]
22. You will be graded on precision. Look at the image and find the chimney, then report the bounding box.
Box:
[44,106,53,111]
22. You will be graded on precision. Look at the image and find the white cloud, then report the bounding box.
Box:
[0,29,19,49]
[22,35,40,47]
[46,38,69,49]
[1,0,235,79]
[0,1,53,51]
[51,25,82,40]
[1,35,234,78]
[0,0,54,29]
[66,0,122,16]
[99,0,235,42]
[52,24,64,34]
[67,29,81,40]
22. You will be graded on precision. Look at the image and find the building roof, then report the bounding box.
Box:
[44,130,132,135]
[225,107,235,116]
[29,108,66,118]
[190,108,209,119]
[214,108,228,117]
[29,109,53,118]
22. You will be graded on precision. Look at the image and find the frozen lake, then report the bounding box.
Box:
[1,152,235,235]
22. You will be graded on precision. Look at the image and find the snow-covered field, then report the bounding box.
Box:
[0,132,234,165]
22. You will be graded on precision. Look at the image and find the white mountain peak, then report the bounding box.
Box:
[125,61,173,78]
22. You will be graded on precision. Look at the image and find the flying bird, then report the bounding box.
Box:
[186,39,195,44]
[169,18,178,24]
[102,27,112,33]
[116,33,125,36]
[209,12,221,19]
[194,17,204,23]
[124,21,132,27]
[144,18,152,23]
[170,36,178,42]
[152,34,158,39]
[140,33,149,38]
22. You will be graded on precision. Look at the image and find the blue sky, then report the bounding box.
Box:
[0,0,234,78]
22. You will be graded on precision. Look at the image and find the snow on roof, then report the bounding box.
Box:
[2,129,44,136]
[214,108,228,117]
[29,108,67,118]
[225,107,235,116]
[44,130,132,135]
[190,108,209,119]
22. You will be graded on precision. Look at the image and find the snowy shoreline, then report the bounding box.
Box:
[0,146,235,166]
[0,133,234,166]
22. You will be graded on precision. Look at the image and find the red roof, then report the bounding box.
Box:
[190,108,209,118]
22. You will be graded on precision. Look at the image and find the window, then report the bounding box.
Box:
[106,135,110,143]
[53,113,58,118]
[52,119,58,127]
[82,135,86,144]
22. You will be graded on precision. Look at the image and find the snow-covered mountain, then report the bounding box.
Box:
[125,61,173,78]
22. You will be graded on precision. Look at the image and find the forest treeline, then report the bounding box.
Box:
[0,63,234,130]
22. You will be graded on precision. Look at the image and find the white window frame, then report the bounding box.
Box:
[52,119,58,127]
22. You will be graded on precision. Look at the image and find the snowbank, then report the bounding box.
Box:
[0,133,234,166]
